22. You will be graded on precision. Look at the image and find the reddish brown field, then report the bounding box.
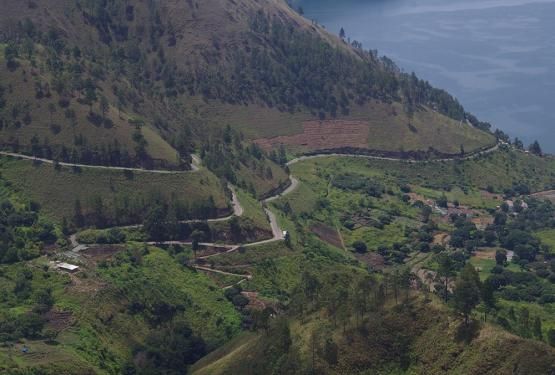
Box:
[356,252,386,270]
[254,120,370,152]
[44,310,74,332]
[310,222,344,249]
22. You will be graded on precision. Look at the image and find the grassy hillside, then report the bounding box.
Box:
[0,0,495,170]
[0,247,241,374]
[288,147,555,194]
[192,295,555,375]
[0,157,229,226]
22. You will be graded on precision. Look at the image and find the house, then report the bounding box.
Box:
[56,262,79,273]
[505,200,514,210]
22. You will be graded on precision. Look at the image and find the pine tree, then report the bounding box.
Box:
[533,317,543,339]
[73,199,84,227]
[453,263,481,326]
[529,140,542,156]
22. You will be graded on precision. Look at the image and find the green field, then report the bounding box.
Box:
[0,158,228,223]
[289,148,555,193]
[535,229,555,254]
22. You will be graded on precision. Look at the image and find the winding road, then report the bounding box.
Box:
[4,142,501,286]
[285,142,500,166]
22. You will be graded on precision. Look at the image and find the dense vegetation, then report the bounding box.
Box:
[0,0,496,176]
[0,182,56,263]
[0,0,554,374]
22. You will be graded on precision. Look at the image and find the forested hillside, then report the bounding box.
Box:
[4,1,552,374]
[0,0,494,174]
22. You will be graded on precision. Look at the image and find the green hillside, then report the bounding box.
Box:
[1,0,553,374]
[0,0,495,169]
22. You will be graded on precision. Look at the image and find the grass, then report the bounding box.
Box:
[0,55,179,165]
[288,148,555,193]
[234,158,290,198]
[235,188,270,231]
[207,101,495,156]
[413,185,500,209]
[469,256,521,281]
[0,246,243,373]
[355,102,496,154]
[497,299,555,339]
[534,229,555,254]
[191,332,260,375]
[0,158,228,223]
[98,247,242,349]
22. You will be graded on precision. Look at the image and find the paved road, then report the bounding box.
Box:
[60,143,505,289]
[263,177,299,203]
[286,143,500,166]
[0,151,198,174]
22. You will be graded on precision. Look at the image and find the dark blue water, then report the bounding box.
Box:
[297,0,555,152]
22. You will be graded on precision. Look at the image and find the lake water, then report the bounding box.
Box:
[297,0,555,152]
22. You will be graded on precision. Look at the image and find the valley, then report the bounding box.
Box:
[0,0,554,374]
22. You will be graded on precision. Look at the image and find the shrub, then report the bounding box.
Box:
[352,241,368,253]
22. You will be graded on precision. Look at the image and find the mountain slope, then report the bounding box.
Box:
[0,0,495,171]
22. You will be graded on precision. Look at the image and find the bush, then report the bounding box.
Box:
[232,294,249,308]
[352,241,368,253]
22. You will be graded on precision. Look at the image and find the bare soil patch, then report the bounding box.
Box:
[474,248,496,260]
[532,190,555,202]
[356,252,386,270]
[254,120,370,152]
[433,232,450,246]
[310,222,343,249]
[241,291,268,311]
[196,245,236,259]
[81,245,125,263]
[44,310,74,332]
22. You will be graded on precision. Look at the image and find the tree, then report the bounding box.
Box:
[352,240,367,253]
[301,271,321,305]
[73,199,84,227]
[480,278,496,321]
[529,140,542,156]
[533,316,543,339]
[513,137,524,150]
[453,263,482,326]
[284,231,291,248]
[437,253,455,301]
[232,294,249,309]
[548,329,555,347]
[47,103,56,124]
[84,82,97,113]
[437,194,448,208]
[191,229,203,258]
[229,216,242,242]
[143,204,167,241]
[141,321,206,372]
[339,27,346,39]
[100,95,109,119]
[495,249,507,266]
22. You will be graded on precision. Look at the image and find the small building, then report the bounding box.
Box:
[56,262,79,273]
